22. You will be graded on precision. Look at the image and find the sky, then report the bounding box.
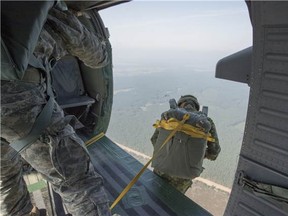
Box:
[99,1,252,70]
[100,1,252,187]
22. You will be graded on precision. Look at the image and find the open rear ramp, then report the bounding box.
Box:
[85,135,212,216]
[25,135,212,215]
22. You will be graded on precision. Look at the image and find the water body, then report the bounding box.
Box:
[106,64,250,188]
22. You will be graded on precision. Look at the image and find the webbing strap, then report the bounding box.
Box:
[9,96,53,156]
[239,173,288,204]
[85,132,105,147]
[153,118,215,142]
[9,55,54,158]
[109,114,190,210]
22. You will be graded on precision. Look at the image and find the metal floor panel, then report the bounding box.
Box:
[86,135,212,216]
[26,135,212,216]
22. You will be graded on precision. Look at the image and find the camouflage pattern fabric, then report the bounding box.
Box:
[150,100,221,194]
[153,170,192,194]
[205,117,221,161]
[1,80,111,216]
[33,7,108,69]
[0,138,33,216]
[1,5,111,216]
[174,102,221,160]
[46,8,108,68]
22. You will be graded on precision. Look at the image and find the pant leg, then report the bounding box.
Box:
[154,169,192,194]
[21,121,111,216]
[0,80,43,216]
[1,80,111,216]
[0,139,33,216]
[44,99,111,216]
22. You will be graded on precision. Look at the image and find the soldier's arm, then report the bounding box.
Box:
[205,117,221,161]
[47,8,108,68]
[150,129,160,147]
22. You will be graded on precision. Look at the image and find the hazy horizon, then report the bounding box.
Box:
[100,1,252,71]
[100,1,252,188]
[106,66,249,188]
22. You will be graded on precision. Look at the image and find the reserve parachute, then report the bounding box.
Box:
[151,107,214,179]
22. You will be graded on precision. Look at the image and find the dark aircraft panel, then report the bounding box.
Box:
[222,1,288,216]
[215,47,252,85]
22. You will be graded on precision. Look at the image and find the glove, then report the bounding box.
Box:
[205,151,218,161]
[204,149,218,161]
[205,141,221,161]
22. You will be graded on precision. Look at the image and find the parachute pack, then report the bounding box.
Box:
[151,107,214,179]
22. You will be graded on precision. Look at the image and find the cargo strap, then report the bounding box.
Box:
[85,132,105,147]
[153,118,215,142]
[238,172,288,204]
[110,114,190,210]
[10,55,54,158]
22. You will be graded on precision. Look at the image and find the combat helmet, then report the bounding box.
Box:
[177,95,200,111]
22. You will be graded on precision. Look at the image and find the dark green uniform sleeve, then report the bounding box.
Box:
[151,129,160,147]
[205,117,221,160]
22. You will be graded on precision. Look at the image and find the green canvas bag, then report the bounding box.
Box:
[151,108,212,179]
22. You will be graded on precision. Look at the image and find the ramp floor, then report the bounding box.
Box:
[86,135,211,216]
[25,135,212,216]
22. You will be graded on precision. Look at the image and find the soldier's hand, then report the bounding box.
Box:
[204,151,218,161]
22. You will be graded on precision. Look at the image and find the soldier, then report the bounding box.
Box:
[151,95,221,194]
[1,4,113,216]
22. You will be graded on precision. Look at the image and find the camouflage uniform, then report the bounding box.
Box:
[153,169,193,194]
[1,7,111,216]
[151,96,221,194]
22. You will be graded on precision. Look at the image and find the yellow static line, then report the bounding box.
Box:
[110,114,190,210]
[85,132,105,147]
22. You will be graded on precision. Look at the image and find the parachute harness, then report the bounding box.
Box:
[87,114,214,210]
[153,118,215,142]
[110,114,191,210]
